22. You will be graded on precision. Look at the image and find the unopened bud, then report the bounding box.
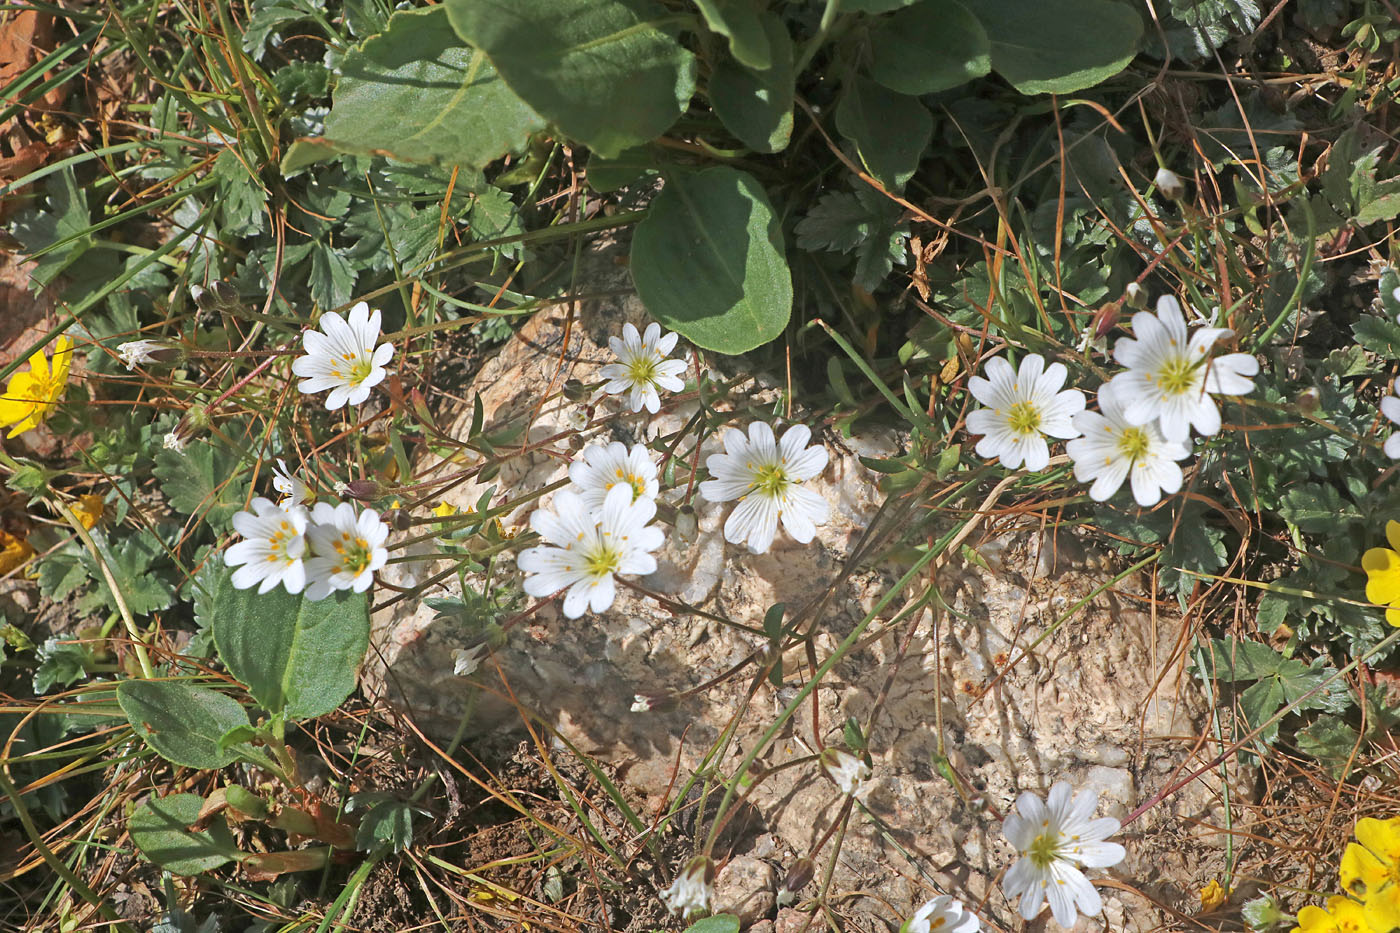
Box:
[777,857,815,907]
[562,379,588,402]
[383,508,412,531]
[1154,166,1186,201]
[117,340,181,370]
[341,479,383,501]
[630,692,672,713]
[1296,387,1321,414]
[673,504,698,545]
[190,284,213,309]
[212,281,239,305]
[1125,282,1146,308]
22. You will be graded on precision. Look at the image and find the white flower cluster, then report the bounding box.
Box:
[225,463,388,601]
[1373,283,1400,456]
[966,295,1259,507]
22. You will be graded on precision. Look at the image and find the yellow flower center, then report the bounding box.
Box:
[626,354,658,384]
[1116,426,1151,462]
[610,468,649,500]
[1028,831,1061,868]
[349,356,375,385]
[751,463,789,497]
[334,533,374,575]
[1154,357,1199,396]
[584,543,622,580]
[1005,401,1042,437]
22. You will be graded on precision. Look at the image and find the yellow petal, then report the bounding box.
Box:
[1386,521,1400,554]
[24,346,48,382]
[0,532,35,576]
[1293,903,1339,933]
[1342,841,1390,896]
[1364,549,1400,606]
[1362,883,1400,933]
[49,335,73,385]
[1356,817,1400,866]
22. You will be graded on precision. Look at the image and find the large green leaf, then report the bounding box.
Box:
[630,166,791,355]
[210,567,369,721]
[866,0,990,95]
[284,7,544,174]
[708,13,794,153]
[154,440,248,527]
[446,0,696,159]
[694,0,770,69]
[834,77,932,192]
[117,680,251,770]
[129,793,240,876]
[969,0,1142,95]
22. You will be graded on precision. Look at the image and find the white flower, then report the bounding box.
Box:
[451,643,487,677]
[904,895,980,933]
[292,301,394,410]
[1383,383,1400,459]
[117,340,169,370]
[1066,382,1192,507]
[1001,781,1126,929]
[598,322,686,414]
[699,423,829,555]
[272,458,312,509]
[660,856,714,919]
[820,747,872,800]
[1107,295,1258,443]
[226,498,309,594]
[162,431,186,453]
[568,441,659,512]
[304,502,389,601]
[966,354,1085,471]
[1154,166,1185,200]
[517,484,664,619]
[631,694,654,712]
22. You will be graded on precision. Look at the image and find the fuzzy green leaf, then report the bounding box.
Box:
[866,0,990,95]
[293,7,546,174]
[969,0,1142,94]
[129,794,240,876]
[117,680,252,770]
[630,166,791,354]
[694,0,770,69]
[708,13,794,153]
[446,0,696,159]
[834,77,932,192]
[154,441,249,527]
[211,566,370,721]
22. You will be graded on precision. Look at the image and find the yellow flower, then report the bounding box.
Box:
[432,501,458,519]
[0,335,74,437]
[1292,897,1370,933]
[0,531,35,575]
[1341,817,1400,933]
[71,494,104,530]
[1363,523,1400,627]
[1200,879,1228,911]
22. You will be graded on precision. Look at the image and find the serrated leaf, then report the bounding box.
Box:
[834,77,932,192]
[10,168,93,288]
[154,441,249,527]
[709,12,794,153]
[1277,484,1359,533]
[129,794,240,876]
[85,532,175,617]
[694,0,770,69]
[446,0,696,159]
[630,166,791,355]
[292,7,546,174]
[33,638,91,694]
[969,0,1142,95]
[307,240,357,309]
[210,566,370,720]
[1352,316,1400,357]
[117,680,252,770]
[866,0,990,95]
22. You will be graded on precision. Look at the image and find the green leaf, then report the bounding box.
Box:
[1294,717,1360,778]
[154,441,249,527]
[84,532,176,618]
[211,566,370,721]
[630,166,791,355]
[694,0,770,69]
[1277,484,1359,534]
[128,793,240,876]
[834,77,932,192]
[33,638,91,694]
[969,0,1142,95]
[1353,315,1400,357]
[844,0,918,10]
[306,240,357,310]
[587,146,659,193]
[117,680,252,770]
[683,917,741,933]
[353,798,416,853]
[793,186,909,292]
[10,168,93,288]
[866,0,990,95]
[294,7,545,174]
[446,0,697,159]
[709,12,794,153]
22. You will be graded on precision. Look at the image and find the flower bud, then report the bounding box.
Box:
[660,855,715,919]
[672,503,698,545]
[1296,386,1321,414]
[117,340,181,371]
[212,280,239,305]
[341,479,382,501]
[1154,166,1186,201]
[562,379,588,402]
[1125,282,1147,308]
[776,857,815,907]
